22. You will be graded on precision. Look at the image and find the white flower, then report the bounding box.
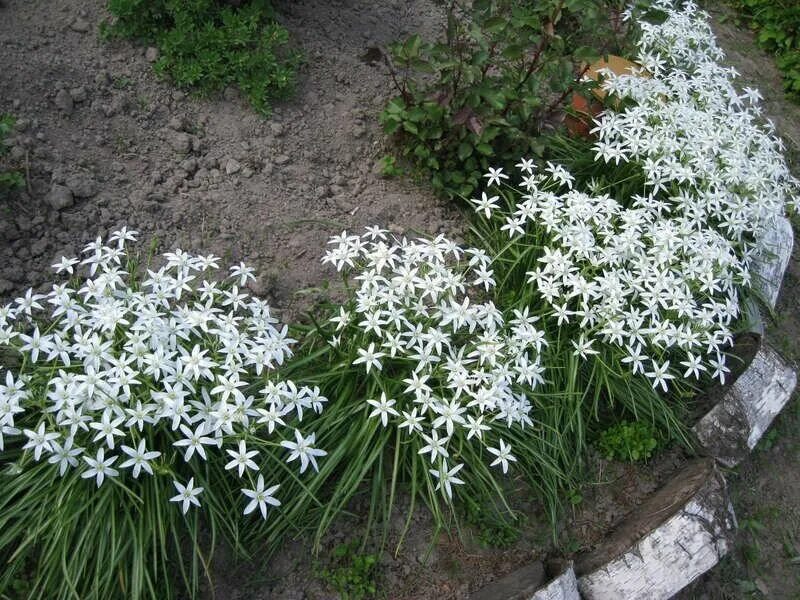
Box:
[173,424,218,462]
[366,392,399,427]
[515,158,536,174]
[469,192,500,218]
[81,448,119,487]
[645,360,675,392]
[229,262,256,286]
[22,422,60,461]
[399,408,424,434]
[429,460,465,500]
[225,440,259,477]
[680,353,707,379]
[280,429,327,474]
[487,439,517,474]
[418,430,450,464]
[47,437,83,476]
[483,167,509,187]
[120,439,161,478]
[170,477,204,514]
[353,343,386,374]
[242,475,281,519]
[571,335,599,360]
[52,256,79,275]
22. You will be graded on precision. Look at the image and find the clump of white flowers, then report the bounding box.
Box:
[323,227,549,499]
[469,0,798,392]
[0,228,326,518]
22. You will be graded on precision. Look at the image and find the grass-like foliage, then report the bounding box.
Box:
[726,0,800,100]
[275,227,587,550]
[0,114,24,199]
[379,0,630,199]
[0,230,329,598]
[104,0,300,115]
[2,2,800,596]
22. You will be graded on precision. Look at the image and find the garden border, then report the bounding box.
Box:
[469,218,797,599]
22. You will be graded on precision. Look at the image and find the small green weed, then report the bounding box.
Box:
[377,155,403,178]
[597,420,659,462]
[463,499,523,548]
[104,0,300,115]
[112,75,133,90]
[0,114,24,199]
[316,541,379,600]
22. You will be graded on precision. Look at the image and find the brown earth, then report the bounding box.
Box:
[0,0,462,317]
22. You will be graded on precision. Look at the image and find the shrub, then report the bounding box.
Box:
[0,229,327,598]
[0,114,24,199]
[598,420,659,461]
[379,0,630,199]
[728,0,800,100]
[104,0,300,114]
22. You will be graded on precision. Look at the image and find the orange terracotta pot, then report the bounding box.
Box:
[566,55,647,138]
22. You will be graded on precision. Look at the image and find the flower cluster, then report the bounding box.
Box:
[468,1,798,392]
[0,229,326,518]
[323,227,550,498]
[475,168,739,390]
[604,0,799,241]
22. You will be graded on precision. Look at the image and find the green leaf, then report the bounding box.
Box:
[403,121,419,135]
[573,45,600,64]
[476,143,493,155]
[481,89,506,110]
[457,142,473,161]
[483,16,507,33]
[385,97,405,115]
[406,107,427,123]
[501,44,524,61]
[403,34,422,58]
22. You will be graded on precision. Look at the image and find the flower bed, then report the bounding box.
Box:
[0,0,798,598]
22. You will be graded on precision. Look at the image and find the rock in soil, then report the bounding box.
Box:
[45,184,75,210]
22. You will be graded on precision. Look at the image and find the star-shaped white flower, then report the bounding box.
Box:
[170,477,204,514]
[242,475,281,519]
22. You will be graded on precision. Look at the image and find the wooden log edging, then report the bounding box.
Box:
[694,344,798,467]
[531,564,579,600]
[752,215,794,310]
[468,562,579,600]
[575,459,736,600]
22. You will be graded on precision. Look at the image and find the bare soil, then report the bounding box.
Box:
[0,0,462,316]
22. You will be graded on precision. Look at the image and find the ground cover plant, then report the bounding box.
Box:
[103,0,300,115]
[379,0,631,199]
[0,230,329,599]
[724,0,800,100]
[598,420,660,461]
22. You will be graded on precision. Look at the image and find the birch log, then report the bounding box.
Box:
[469,562,580,600]
[531,565,579,600]
[694,344,797,467]
[469,563,546,600]
[752,215,793,309]
[576,460,736,600]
